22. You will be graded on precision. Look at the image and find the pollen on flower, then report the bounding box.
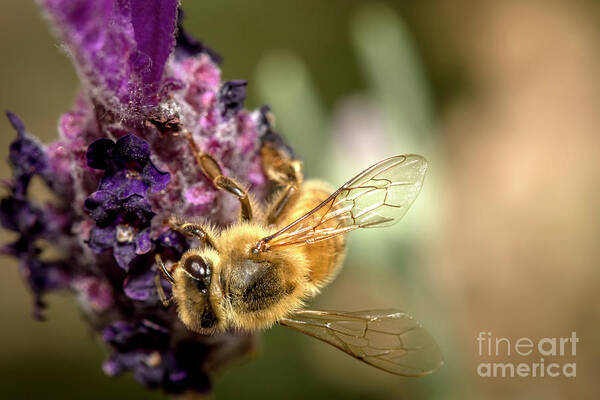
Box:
[146,351,162,368]
[116,224,135,243]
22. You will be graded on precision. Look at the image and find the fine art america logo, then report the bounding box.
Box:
[476,332,578,378]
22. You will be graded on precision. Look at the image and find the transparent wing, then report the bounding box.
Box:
[279,309,443,376]
[260,155,427,249]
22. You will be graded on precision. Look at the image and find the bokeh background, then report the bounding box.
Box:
[1,0,600,399]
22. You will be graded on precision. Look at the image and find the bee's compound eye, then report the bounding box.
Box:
[183,255,212,293]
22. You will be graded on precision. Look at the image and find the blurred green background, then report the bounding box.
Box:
[2,0,600,399]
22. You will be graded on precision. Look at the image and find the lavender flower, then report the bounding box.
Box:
[84,134,169,270]
[2,0,287,394]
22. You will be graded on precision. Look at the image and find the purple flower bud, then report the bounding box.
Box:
[6,112,49,197]
[219,80,248,119]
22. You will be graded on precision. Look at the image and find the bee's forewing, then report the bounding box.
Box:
[279,309,443,376]
[261,155,428,249]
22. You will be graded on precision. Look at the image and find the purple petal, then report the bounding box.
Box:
[169,369,187,383]
[113,241,137,270]
[115,134,150,166]
[121,194,155,225]
[103,320,135,346]
[86,138,115,170]
[110,352,142,371]
[130,0,178,86]
[21,258,70,295]
[142,160,170,192]
[6,111,26,134]
[133,362,165,388]
[103,319,168,348]
[99,171,147,199]
[88,225,116,252]
[123,267,154,300]
[135,228,152,254]
[40,0,179,114]
[119,179,149,199]
[84,190,120,223]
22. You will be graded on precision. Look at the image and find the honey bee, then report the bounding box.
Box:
[155,131,442,376]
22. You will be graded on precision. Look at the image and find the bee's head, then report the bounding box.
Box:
[171,249,224,333]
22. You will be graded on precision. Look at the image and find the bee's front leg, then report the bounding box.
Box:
[154,273,173,306]
[183,130,253,222]
[155,254,176,307]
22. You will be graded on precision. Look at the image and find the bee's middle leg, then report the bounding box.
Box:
[261,142,304,224]
[267,184,299,224]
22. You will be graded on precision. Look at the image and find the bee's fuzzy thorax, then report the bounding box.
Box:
[170,178,350,334]
[214,222,312,332]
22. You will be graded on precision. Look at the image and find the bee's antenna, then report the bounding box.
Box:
[155,254,175,284]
